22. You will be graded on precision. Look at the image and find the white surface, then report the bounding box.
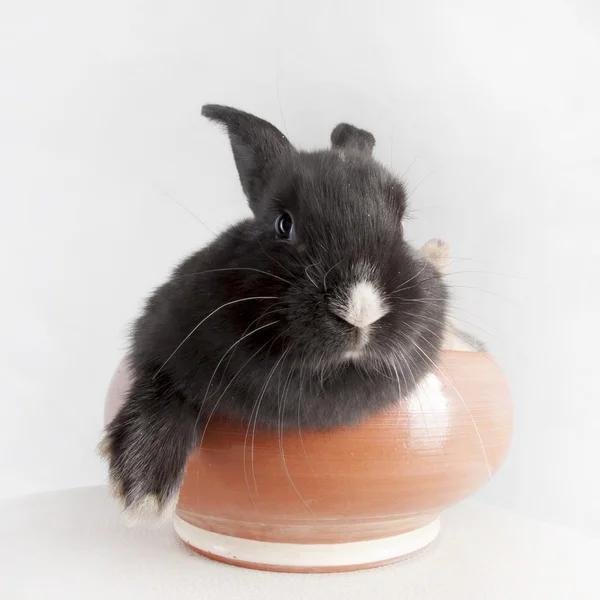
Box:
[173,514,440,569]
[1,0,600,538]
[1,487,599,600]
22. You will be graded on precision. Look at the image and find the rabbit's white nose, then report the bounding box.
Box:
[341,281,388,329]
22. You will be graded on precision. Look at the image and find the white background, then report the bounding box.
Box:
[1,0,599,538]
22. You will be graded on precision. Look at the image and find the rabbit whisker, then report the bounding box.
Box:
[153,296,278,378]
[174,267,291,285]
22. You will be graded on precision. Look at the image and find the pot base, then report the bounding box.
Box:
[173,514,441,573]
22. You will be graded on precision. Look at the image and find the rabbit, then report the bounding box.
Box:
[99,105,449,522]
[419,238,486,352]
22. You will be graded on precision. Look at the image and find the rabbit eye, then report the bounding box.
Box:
[275,212,293,240]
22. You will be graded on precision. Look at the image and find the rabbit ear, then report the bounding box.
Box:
[331,123,375,156]
[202,104,293,211]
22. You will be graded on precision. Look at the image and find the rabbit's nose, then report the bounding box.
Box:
[334,280,388,329]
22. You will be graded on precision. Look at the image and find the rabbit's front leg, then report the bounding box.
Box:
[99,367,199,524]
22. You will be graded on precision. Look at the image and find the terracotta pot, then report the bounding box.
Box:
[104,351,512,573]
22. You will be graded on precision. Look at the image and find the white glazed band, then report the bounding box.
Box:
[173,515,440,569]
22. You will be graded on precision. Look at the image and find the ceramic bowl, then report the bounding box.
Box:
[104,350,512,573]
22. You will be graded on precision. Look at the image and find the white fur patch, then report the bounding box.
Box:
[123,492,179,528]
[419,238,450,272]
[342,281,388,329]
[97,436,113,461]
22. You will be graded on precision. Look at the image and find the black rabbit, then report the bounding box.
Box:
[100,105,448,521]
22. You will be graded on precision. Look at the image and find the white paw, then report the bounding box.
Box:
[97,435,113,461]
[420,238,450,273]
[122,492,180,528]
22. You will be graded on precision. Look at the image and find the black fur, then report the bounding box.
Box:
[331,122,376,156]
[102,105,448,515]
